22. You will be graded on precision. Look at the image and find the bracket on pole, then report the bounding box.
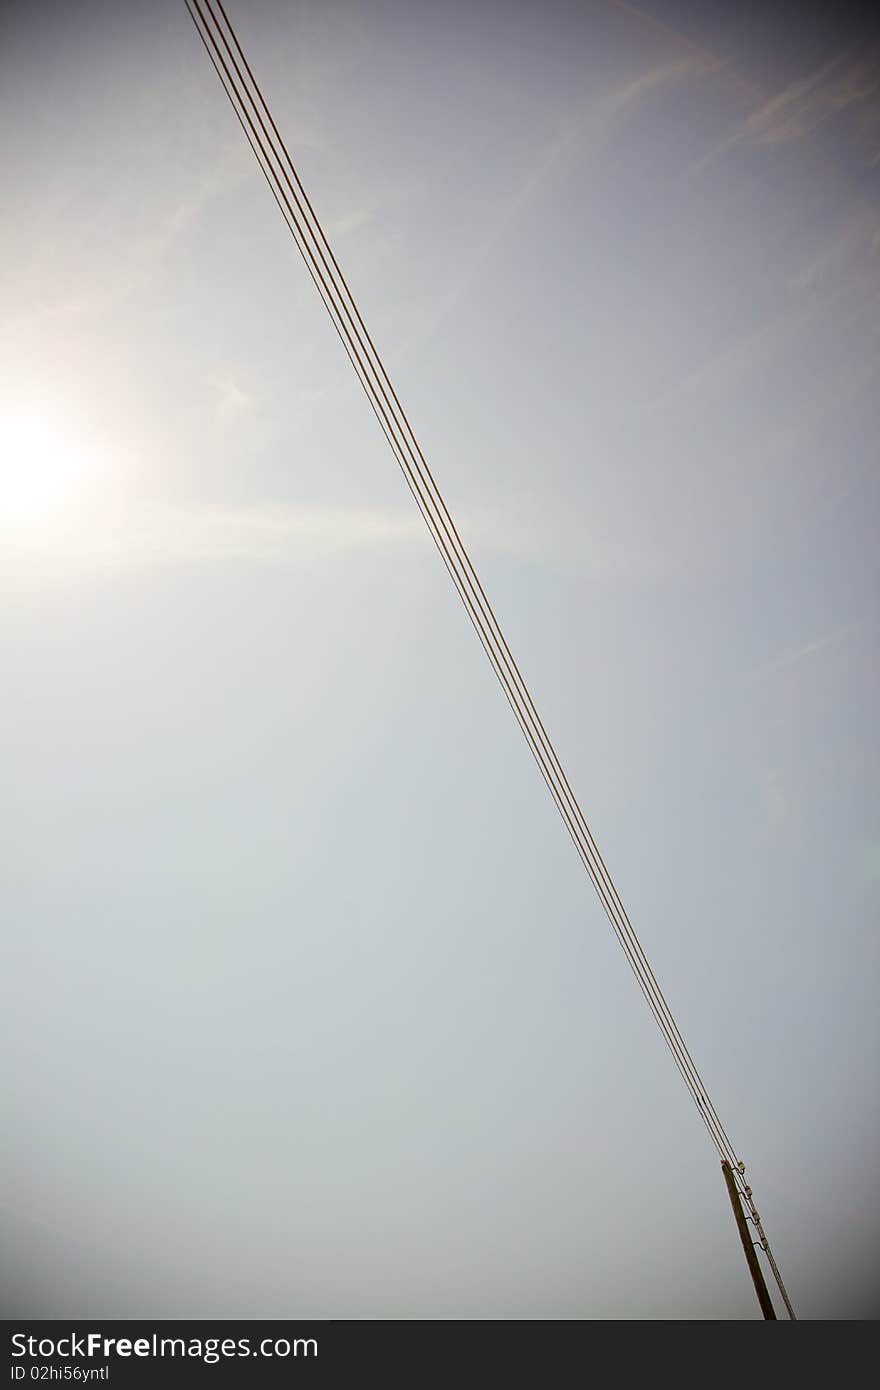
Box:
[721,1159,777,1319]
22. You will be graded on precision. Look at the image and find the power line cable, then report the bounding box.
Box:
[189,0,734,1166]
[187,0,734,1166]
[201,0,746,1179]
[188,0,796,1312]
[190,0,795,1316]
[185,0,796,1320]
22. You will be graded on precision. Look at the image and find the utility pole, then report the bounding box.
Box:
[721,1159,777,1319]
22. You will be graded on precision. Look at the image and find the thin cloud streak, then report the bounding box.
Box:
[1,501,422,572]
[752,620,866,679]
[1,492,665,583]
[686,49,880,182]
[402,53,710,360]
[745,51,880,150]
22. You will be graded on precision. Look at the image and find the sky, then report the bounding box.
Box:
[1,0,878,1320]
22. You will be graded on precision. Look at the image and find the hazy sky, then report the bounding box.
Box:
[2,0,878,1319]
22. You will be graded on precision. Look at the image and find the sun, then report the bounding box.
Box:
[1,404,99,535]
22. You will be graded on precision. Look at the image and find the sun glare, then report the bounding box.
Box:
[1,405,102,544]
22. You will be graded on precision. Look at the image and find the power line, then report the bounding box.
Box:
[186,0,733,1166]
[185,0,796,1320]
[188,0,734,1166]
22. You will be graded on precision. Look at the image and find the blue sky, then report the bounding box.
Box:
[2,0,878,1318]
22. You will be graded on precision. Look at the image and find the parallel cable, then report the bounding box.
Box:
[205,0,745,1177]
[185,0,796,1320]
[189,0,765,1275]
[189,0,732,1163]
[187,0,732,1166]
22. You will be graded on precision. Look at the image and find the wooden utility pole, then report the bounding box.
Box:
[721,1159,777,1319]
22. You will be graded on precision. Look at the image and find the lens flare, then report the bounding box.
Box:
[0,403,111,565]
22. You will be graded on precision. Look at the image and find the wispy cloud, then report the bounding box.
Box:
[788,203,880,296]
[2,489,667,586]
[327,207,375,239]
[210,376,258,425]
[752,620,865,680]
[3,137,251,332]
[645,285,854,412]
[403,53,709,358]
[0,500,423,573]
[687,49,880,181]
[758,765,792,839]
[745,52,880,151]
